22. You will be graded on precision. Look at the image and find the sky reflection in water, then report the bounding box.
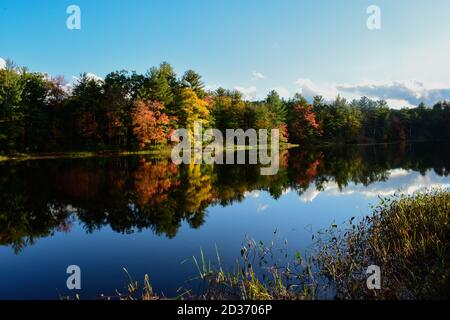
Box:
[0,143,448,299]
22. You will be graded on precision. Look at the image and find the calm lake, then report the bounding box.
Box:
[0,143,449,299]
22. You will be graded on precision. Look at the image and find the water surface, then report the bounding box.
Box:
[0,143,448,299]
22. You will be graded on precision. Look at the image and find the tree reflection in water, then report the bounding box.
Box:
[0,143,448,253]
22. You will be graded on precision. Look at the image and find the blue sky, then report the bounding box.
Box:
[1,0,450,107]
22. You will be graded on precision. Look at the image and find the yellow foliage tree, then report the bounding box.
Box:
[179,88,210,136]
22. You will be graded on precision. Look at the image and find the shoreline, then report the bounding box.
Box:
[1,140,446,162]
[0,143,300,162]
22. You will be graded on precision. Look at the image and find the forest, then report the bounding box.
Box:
[1,59,449,153]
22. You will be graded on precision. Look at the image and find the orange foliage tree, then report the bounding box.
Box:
[132,100,170,148]
[134,160,179,207]
[290,103,322,143]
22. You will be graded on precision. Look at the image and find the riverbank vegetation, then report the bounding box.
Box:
[113,189,449,300]
[316,189,449,299]
[1,59,449,155]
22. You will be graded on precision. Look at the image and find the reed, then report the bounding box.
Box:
[316,189,449,299]
[95,189,450,300]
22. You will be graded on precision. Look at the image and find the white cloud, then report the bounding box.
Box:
[272,87,290,99]
[282,187,292,196]
[62,82,74,94]
[85,73,104,83]
[299,169,450,203]
[62,73,103,94]
[252,71,266,80]
[71,73,104,84]
[336,80,450,107]
[256,203,269,213]
[388,169,411,178]
[299,187,322,203]
[0,57,6,70]
[245,191,261,199]
[205,83,221,92]
[294,78,450,109]
[295,79,339,101]
[234,85,257,101]
[384,99,416,109]
[60,76,79,94]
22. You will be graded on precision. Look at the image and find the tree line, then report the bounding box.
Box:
[1,59,449,153]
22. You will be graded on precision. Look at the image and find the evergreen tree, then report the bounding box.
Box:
[182,70,205,98]
[0,61,24,151]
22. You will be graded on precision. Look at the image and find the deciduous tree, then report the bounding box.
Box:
[132,100,170,148]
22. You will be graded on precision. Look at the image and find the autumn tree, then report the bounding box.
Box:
[177,88,210,135]
[289,95,322,144]
[101,71,135,148]
[132,100,170,148]
[1,59,450,153]
[64,73,104,148]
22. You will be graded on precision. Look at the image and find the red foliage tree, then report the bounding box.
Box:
[134,160,179,207]
[290,103,322,143]
[278,123,289,143]
[132,100,171,148]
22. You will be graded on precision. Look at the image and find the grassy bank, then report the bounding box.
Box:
[316,189,449,299]
[0,147,173,162]
[101,189,449,300]
[0,143,299,162]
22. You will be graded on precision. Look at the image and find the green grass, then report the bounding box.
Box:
[0,148,173,162]
[109,240,316,300]
[179,189,447,300]
[316,189,450,299]
[0,143,298,162]
[68,189,450,300]
[186,242,316,300]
